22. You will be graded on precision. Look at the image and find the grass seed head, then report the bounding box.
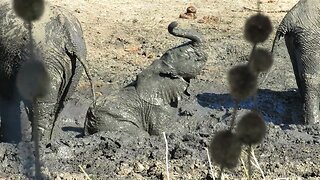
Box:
[228,64,258,101]
[244,13,272,44]
[209,130,242,169]
[16,60,50,100]
[250,48,273,73]
[13,0,44,22]
[236,111,267,145]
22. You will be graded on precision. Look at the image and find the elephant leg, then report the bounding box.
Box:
[0,96,22,143]
[34,74,62,140]
[285,35,304,96]
[22,61,68,141]
[302,73,320,124]
[38,53,89,140]
[47,54,81,139]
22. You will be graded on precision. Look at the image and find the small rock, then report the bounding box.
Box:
[179,6,197,19]
[132,173,144,179]
[186,6,197,13]
[57,146,73,159]
[182,134,195,141]
[180,12,196,19]
[134,162,145,172]
[0,147,6,160]
[118,163,133,175]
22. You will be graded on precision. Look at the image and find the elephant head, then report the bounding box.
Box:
[136,21,207,107]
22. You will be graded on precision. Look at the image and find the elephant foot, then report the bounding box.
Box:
[28,121,51,142]
[84,106,98,135]
[304,112,320,125]
[27,113,53,141]
[303,99,320,124]
[37,126,49,141]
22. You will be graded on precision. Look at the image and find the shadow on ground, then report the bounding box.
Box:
[196,89,304,125]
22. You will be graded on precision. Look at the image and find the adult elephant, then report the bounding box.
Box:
[0,1,94,142]
[84,21,207,136]
[272,0,320,124]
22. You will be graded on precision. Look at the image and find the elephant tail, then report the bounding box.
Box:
[271,8,294,54]
[271,30,285,54]
[168,21,202,45]
[259,29,285,86]
[76,57,96,108]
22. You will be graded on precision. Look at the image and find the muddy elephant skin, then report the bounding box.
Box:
[85,21,207,136]
[0,1,89,142]
[272,0,320,124]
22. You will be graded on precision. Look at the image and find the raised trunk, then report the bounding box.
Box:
[168,21,203,45]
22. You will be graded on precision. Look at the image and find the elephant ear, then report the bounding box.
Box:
[136,69,189,106]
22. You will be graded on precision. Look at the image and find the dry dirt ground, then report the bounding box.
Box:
[1,0,320,179]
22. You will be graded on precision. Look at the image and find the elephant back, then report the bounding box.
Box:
[279,0,320,33]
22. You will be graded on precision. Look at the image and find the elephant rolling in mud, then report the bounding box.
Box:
[0,1,94,142]
[272,0,320,124]
[84,21,207,136]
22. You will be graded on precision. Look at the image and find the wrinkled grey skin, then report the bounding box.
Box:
[0,1,92,142]
[272,0,320,124]
[85,21,207,136]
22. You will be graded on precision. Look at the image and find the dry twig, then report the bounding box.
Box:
[163,132,170,180]
[79,165,92,180]
[205,147,215,180]
[241,148,266,179]
[242,7,289,13]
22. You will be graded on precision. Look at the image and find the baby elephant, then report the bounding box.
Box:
[272,0,320,124]
[85,21,207,136]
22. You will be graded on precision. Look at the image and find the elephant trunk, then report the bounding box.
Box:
[168,21,202,45]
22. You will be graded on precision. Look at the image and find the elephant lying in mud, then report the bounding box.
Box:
[0,1,94,142]
[272,0,320,124]
[84,21,207,136]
